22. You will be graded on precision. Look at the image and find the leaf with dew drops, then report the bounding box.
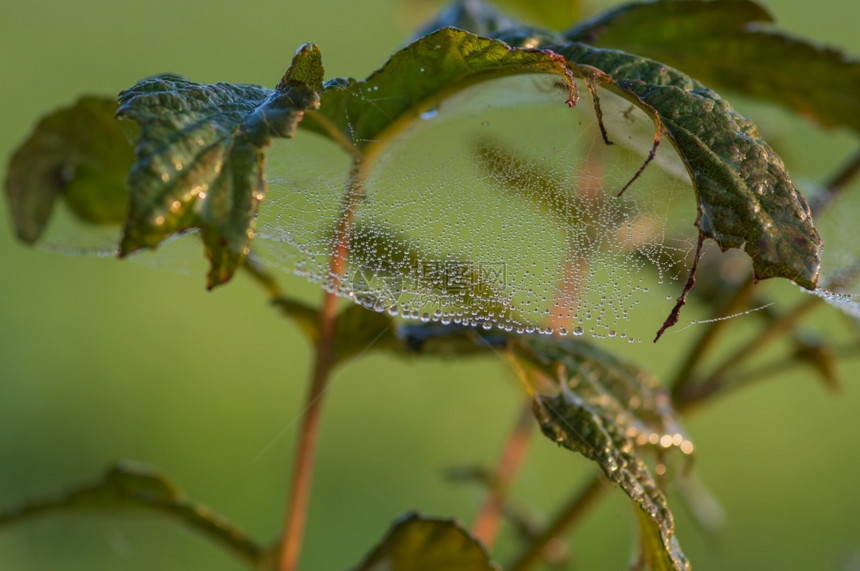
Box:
[116,44,323,288]
[299,27,577,152]
[565,0,860,133]
[514,334,692,570]
[549,42,823,311]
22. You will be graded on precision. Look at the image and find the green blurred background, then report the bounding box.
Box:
[1,0,858,569]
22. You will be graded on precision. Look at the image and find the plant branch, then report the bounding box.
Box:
[670,277,756,402]
[472,400,535,548]
[508,474,608,571]
[277,158,372,571]
[809,146,860,215]
[678,295,822,411]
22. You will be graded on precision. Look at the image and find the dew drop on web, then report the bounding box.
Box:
[256,75,700,341]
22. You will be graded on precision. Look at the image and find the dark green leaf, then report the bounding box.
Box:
[397,323,508,356]
[516,335,691,571]
[414,0,527,40]
[566,0,860,132]
[355,513,499,571]
[271,296,320,342]
[5,96,133,243]
[333,304,399,364]
[117,44,322,287]
[0,462,263,567]
[554,42,822,289]
[302,27,576,152]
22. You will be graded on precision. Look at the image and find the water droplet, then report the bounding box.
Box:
[573,327,584,336]
[420,108,438,120]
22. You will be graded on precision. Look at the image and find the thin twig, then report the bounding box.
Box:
[679,296,822,411]
[472,400,535,548]
[669,277,757,402]
[809,147,860,215]
[508,474,608,571]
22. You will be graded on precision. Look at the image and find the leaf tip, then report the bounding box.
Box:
[282,42,325,92]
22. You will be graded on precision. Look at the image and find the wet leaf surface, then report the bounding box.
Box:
[566,0,860,132]
[515,335,692,570]
[301,27,576,151]
[117,44,322,287]
[355,512,498,571]
[553,42,822,289]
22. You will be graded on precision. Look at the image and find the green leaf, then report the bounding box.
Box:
[0,462,263,567]
[397,323,508,356]
[271,295,320,341]
[301,27,576,152]
[414,0,528,40]
[553,42,822,289]
[333,304,399,364]
[5,96,133,243]
[515,335,691,571]
[566,0,860,132]
[355,513,499,571]
[634,506,677,571]
[117,44,322,287]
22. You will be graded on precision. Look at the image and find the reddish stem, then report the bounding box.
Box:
[472,401,535,548]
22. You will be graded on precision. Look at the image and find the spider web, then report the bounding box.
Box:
[255,75,701,342]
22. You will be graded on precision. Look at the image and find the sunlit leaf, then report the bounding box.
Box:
[634,506,676,571]
[116,44,323,287]
[566,0,860,132]
[300,27,576,151]
[355,513,499,571]
[515,335,691,570]
[0,462,263,567]
[5,96,133,243]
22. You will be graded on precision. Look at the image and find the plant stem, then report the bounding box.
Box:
[277,159,370,571]
[670,277,756,402]
[472,400,535,548]
[277,292,339,571]
[508,474,608,571]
